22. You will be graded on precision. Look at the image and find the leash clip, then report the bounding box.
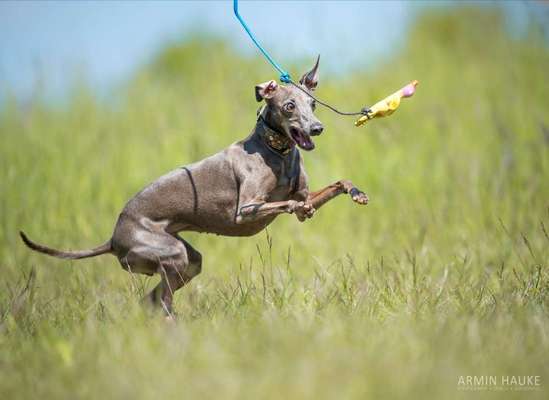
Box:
[279,73,291,83]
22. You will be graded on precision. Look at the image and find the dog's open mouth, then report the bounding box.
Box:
[290,127,315,151]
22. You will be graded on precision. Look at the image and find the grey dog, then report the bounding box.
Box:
[20,57,368,317]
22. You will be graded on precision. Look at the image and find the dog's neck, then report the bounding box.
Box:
[256,108,294,156]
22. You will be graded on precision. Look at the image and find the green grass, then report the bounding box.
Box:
[1,7,548,399]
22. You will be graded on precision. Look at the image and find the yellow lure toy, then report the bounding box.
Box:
[355,80,419,127]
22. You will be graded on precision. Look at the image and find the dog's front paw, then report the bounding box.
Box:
[295,202,315,222]
[286,200,301,214]
[288,201,315,221]
[349,188,369,205]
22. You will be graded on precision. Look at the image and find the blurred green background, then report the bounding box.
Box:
[1,3,548,399]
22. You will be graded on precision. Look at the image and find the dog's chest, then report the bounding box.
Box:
[266,152,301,200]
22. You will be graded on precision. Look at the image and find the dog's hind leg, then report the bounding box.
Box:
[120,236,189,317]
[135,236,202,318]
[173,235,203,280]
[151,265,189,319]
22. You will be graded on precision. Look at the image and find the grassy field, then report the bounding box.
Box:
[1,7,548,399]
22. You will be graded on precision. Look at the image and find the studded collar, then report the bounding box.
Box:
[257,110,294,156]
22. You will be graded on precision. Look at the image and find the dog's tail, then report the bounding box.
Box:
[19,231,112,260]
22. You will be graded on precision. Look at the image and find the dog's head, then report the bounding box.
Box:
[255,56,323,151]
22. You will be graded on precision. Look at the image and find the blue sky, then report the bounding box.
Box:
[0,1,538,101]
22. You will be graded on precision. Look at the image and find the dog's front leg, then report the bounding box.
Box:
[307,180,368,210]
[235,200,313,224]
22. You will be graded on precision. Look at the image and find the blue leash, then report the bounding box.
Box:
[232,0,368,117]
[233,0,291,83]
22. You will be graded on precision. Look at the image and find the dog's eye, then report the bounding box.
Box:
[283,102,295,113]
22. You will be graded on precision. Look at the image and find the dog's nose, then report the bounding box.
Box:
[310,123,324,136]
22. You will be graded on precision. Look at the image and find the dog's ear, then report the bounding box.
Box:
[255,80,278,102]
[299,55,320,91]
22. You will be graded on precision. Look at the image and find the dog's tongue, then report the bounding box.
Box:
[291,130,315,151]
[299,137,315,151]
